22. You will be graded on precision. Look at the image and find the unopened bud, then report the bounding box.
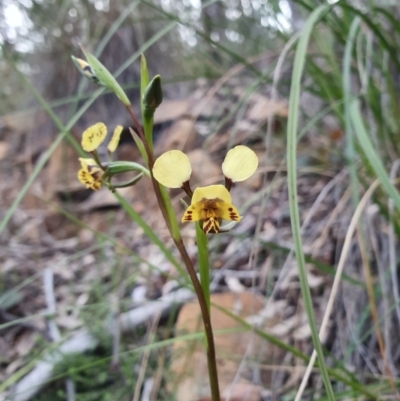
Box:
[143,75,163,110]
[71,56,102,85]
[78,46,131,106]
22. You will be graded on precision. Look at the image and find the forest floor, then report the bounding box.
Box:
[0,81,380,401]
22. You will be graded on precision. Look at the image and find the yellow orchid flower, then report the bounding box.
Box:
[78,123,124,190]
[182,185,240,233]
[77,158,103,190]
[153,145,258,233]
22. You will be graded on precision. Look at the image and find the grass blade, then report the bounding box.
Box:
[286,4,336,400]
[350,99,400,213]
[113,192,189,285]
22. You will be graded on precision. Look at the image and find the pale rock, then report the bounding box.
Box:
[168,291,283,401]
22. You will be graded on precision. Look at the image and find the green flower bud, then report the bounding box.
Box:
[143,75,163,110]
[79,46,131,106]
[71,56,102,86]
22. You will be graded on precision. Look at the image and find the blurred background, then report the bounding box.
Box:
[2,0,400,400]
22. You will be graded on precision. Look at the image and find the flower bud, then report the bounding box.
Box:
[71,56,102,85]
[143,75,163,110]
[79,46,131,106]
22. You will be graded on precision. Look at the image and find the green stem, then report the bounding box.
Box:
[196,224,210,312]
[143,109,155,151]
[125,105,221,401]
[173,237,220,401]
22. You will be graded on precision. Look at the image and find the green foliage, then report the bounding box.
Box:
[33,350,139,401]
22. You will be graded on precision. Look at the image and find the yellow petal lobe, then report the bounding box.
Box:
[182,202,203,223]
[192,185,232,204]
[107,125,123,153]
[78,158,101,173]
[81,123,107,152]
[215,200,241,221]
[153,150,192,188]
[222,145,258,182]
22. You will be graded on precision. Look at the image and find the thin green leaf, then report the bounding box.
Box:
[286,4,336,400]
[158,184,181,240]
[140,53,150,116]
[350,100,400,214]
[113,191,189,284]
[140,54,154,151]
[343,17,361,208]
[129,128,148,165]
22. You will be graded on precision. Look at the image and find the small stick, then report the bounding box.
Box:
[43,267,76,401]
